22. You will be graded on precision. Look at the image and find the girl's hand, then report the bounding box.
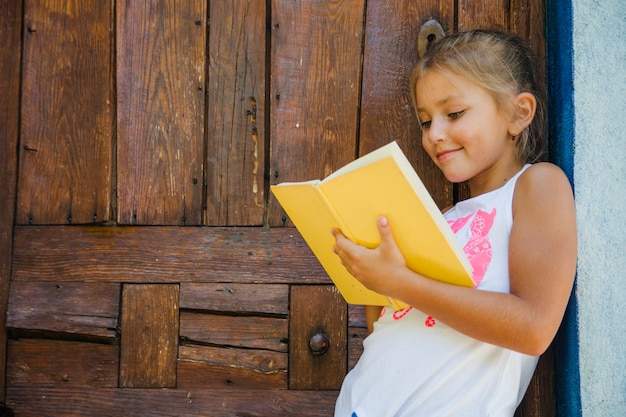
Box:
[332,216,407,297]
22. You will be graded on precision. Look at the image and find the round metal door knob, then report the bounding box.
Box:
[309,333,330,355]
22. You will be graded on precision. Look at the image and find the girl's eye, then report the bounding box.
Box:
[448,110,464,120]
[420,120,431,129]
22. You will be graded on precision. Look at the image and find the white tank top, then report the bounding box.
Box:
[335,165,538,417]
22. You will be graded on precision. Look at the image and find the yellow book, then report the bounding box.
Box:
[270,141,474,309]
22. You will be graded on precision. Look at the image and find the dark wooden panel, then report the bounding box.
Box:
[178,344,287,389]
[289,285,347,390]
[206,0,266,226]
[116,0,206,225]
[458,0,509,31]
[180,283,289,315]
[6,339,118,388]
[515,347,555,417]
[7,282,119,339]
[6,388,338,417]
[119,284,179,388]
[17,0,113,225]
[180,311,288,353]
[359,0,455,209]
[0,0,22,399]
[347,304,367,371]
[510,0,546,96]
[11,226,329,284]
[268,0,366,226]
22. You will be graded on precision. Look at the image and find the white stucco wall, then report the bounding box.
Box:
[573,0,626,415]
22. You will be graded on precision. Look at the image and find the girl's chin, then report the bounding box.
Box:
[441,169,471,184]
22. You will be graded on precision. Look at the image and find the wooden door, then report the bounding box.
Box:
[0,0,551,415]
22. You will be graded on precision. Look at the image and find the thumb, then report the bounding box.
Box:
[377,216,394,244]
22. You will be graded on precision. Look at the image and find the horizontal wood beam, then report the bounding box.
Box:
[11,226,330,284]
[6,387,338,416]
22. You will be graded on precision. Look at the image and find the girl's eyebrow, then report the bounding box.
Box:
[417,95,464,113]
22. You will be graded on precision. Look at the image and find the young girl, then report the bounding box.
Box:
[332,30,577,416]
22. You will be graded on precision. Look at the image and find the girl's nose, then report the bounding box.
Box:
[426,119,446,143]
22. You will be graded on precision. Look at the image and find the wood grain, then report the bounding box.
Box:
[7,282,119,339]
[180,311,288,353]
[206,0,267,226]
[17,0,113,224]
[178,344,287,389]
[458,0,509,31]
[6,387,338,417]
[0,0,22,399]
[11,226,330,284]
[180,283,289,315]
[7,339,118,388]
[116,0,206,225]
[119,284,179,388]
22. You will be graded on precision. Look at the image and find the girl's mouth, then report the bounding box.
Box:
[436,147,462,161]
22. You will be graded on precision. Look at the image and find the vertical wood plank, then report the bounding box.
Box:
[510,0,546,95]
[206,1,266,226]
[360,0,455,208]
[117,0,206,225]
[515,347,555,417]
[269,0,366,226]
[289,285,347,390]
[120,284,179,388]
[457,0,509,31]
[17,0,113,225]
[0,0,23,399]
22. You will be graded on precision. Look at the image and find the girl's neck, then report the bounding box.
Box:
[468,158,524,197]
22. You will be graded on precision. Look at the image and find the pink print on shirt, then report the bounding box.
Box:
[459,208,496,287]
[391,209,497,327]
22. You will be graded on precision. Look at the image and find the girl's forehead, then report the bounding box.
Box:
[418,69,476,93]
[416,70,481,103]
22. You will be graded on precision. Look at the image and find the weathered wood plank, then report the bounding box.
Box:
[206,0,266,226]
[11,226,330,284]
[289,285,347,390]
[178,344,287,389]
[180,283,289,315]
[180,311,288,353]
[17,0,113,225]
[458,0,509,31]
[6,282,119,339]
[6,387,338,417]
[347,304,367,370]
[119,284,179,388]
[6,339,118,388]
[268,0,366,226]
[515,346,555,417]
[510,0,546,92]
[117,0,206,225]
[0,0,23,398]
[359,0,455,209]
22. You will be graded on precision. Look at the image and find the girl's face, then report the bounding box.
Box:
[415,69,521,195]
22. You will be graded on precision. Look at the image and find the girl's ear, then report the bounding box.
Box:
[509,92,537,136]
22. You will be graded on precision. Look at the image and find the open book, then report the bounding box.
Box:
[271,141,474,309]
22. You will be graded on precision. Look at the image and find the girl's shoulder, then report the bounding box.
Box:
[517,162,571,190]
[514,162,574,216]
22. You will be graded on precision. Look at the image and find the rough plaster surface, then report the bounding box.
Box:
[573,0,626,414]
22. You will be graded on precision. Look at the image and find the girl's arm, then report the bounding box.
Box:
[332,163,577,356]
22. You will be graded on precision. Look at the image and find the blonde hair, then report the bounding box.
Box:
[409,30,547,164]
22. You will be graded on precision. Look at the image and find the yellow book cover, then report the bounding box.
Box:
[271,141,474,308]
